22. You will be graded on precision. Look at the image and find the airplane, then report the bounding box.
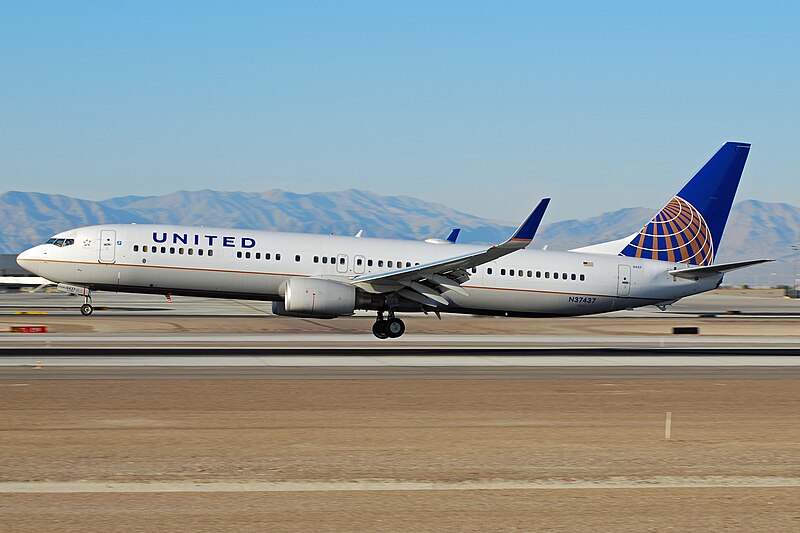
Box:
[16,142,770,339]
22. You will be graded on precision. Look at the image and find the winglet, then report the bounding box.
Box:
[508,198,550,244]
[446,228,460,243]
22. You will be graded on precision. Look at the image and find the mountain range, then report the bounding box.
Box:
[1,190,798,286]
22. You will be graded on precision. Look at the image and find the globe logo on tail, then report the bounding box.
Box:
[620,196,714,266]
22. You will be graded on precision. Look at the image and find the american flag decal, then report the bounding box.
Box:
[582,261,594,267]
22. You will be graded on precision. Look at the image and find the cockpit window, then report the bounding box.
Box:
[45,238,74,247]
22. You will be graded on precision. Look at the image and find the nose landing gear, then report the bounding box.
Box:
[80,293,93,316]
[372,311,405,339]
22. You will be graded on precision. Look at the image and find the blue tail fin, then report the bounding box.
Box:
[618,142,750,265]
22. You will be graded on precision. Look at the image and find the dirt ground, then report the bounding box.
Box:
[2,377,800,531]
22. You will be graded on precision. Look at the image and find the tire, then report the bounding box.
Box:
[386,317,405,338]
[372,320,388,339]
[80,304,93,316]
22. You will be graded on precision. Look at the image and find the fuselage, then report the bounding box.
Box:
[16,223,721,317]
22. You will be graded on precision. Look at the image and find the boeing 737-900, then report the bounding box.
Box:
[16,142,769,338]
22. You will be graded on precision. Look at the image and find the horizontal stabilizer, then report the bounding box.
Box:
[669,258,772,280]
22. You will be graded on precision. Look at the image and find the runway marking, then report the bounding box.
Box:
[4,477,800,493]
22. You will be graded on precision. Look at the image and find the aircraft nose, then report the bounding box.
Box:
[16,246,40,275]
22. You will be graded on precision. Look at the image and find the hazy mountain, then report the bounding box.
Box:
[2,190,798,285]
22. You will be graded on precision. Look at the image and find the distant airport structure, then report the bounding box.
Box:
[0,254,53,290]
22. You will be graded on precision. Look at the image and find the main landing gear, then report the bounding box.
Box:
[372,311,405,339]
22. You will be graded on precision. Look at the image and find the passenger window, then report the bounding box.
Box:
[339,257,345,265]
[580,274,585,281]
[536,271,541,278]
[357,258,363,266]
[388,261,393,268]
[406,262,411,267]
[322,256,328,264]
[255,252,261,259]
[471,267,477,274]
[161,246,166,253]
[142,245,148,252]
[501,269,506,275]
[378,260,384,267]
[527,271,532,277]
[169,247,175,254]
[509,270,514,276]
[134,245,139,252]
[198,249,204,256]
[330,257,335,264]
[367,259,373,267]
[275,253,281,260]
[179,248,184,255]
[562,273,568,280]
[188,248,194,256]
[237,251,243,258]
[487,267,493,275]
[265,253,271,260]
[571,273,576,280]
[545,272,550,279]
[246,252,251,259]
[295,255,301,262]
[208,250,213,257]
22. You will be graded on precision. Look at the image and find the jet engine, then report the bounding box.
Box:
[274,278,357,318]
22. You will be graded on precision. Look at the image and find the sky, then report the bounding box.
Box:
[1,1,799,223]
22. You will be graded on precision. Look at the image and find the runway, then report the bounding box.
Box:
[3,289,800,530]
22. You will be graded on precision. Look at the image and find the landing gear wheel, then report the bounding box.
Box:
[385,317,405,338]
[80,303,94,316]
[372,320,388,339]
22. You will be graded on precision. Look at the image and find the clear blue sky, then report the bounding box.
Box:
[1,1,798,222]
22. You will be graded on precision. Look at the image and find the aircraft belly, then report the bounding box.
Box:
[451,285,617,316]
[57,262,283,299]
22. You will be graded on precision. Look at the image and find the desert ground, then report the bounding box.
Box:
[2,375,800,531]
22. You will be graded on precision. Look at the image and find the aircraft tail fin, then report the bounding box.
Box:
[572,142,750,265]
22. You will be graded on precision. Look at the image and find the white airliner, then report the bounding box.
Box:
[16,142,769,338]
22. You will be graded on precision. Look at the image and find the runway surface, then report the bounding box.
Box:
[3,289,800,530]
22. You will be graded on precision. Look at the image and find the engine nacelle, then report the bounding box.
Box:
[281,277,356,317]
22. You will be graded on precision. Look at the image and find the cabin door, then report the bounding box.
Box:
[617,264,631,296]
[99,230,117,263]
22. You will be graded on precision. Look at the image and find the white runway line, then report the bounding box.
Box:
[4,355,800,367]
[4,476,800,493]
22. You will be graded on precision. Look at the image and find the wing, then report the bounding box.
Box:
[351,198,550,306]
